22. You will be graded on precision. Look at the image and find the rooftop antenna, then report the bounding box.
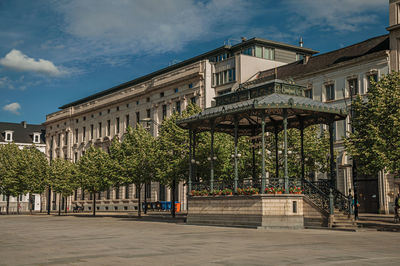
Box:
[224,38,241,46]
[299,37,304,47]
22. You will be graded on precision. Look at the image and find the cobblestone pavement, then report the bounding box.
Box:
[0,215,400,265]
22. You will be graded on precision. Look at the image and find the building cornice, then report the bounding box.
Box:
[291,50,388,81]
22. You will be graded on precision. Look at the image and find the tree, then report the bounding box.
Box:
[49,158,77,215]
[264,125,331,180]
[346,72,400,177]
[0,143,23,214]
[21,146,49,214]
[109,125,156,217]
[77,146,114,216]
[156,104,202,217]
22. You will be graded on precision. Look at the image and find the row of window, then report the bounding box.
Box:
[73,183,167,201]
[242,45,275,60]
[324,74,377,101]
[302,74,378,101]
[211,53,233,63]
[53,98,197,149]
[3,132,41,143]
[213,68,236,86]
[1,194,24,201]
[50,84,195,131]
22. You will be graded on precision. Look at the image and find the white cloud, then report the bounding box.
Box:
[285,0,387,32]
[50,0,251,60]
[3,102,21,115]
[0,49,66,76]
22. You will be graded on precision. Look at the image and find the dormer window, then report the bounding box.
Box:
[33,132,41,143]
[5,131,13,142]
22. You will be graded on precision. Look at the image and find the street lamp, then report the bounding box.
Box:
[342,84,359,220]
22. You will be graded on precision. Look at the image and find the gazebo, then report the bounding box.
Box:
[178,79,347,194]
[177,80,349,229]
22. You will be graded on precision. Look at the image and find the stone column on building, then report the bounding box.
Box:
[181,95,187,111]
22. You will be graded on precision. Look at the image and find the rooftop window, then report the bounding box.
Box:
[33,133,41,143]
[5,131,13,142]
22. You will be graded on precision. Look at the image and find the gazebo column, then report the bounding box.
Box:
[210,120,215,191]
[300,121,305,186]
[274,126,279,180]
[261,113,266,193]
[193,131,197,182]
[234,116,239,193]
[283,109,289,194]
[188,128,193,193]
[251,127,256,183]
[329,121,336,188]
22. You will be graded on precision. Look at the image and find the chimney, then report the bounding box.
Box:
[241,37,247,42]
[303,55,311,64]
[21,121,27,128]
[299,37,303,47]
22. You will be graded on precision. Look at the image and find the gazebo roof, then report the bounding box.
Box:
[177,80,347,136]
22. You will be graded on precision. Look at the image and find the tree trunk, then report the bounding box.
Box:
[29,194,33,215]
[137,184,141,218]
[6,195,10,215]
[17,195,20,215]
[144,183,147,214]
[58,194,61,216]
[171,179,176,218]
[93,191,96,217]
[65,196,68,214]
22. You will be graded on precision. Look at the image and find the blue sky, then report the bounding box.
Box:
[0,0,389,124]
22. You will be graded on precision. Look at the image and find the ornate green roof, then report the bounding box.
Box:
[177,80,347,136]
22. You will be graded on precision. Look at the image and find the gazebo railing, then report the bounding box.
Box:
[311,180,352,215]
[190,177,302,193]
[303,179,330,214]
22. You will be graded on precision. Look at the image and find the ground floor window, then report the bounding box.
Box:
[145,183,151,198]
[159,184,166,201]
[125,185,130,199]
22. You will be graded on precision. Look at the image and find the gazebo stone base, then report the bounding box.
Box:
[187,194,304,229]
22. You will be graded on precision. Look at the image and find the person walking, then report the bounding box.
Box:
[395,193,400,223]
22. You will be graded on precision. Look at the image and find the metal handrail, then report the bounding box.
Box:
[303,179,330,214]
[311,180,351,214]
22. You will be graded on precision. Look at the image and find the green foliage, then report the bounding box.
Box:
[49,158,76,197]
[265,125,331,179]
[110,125,156,186]
[21,146,49,195]
[156,104,201,187]
[109,125,156,216]
[77,146,114,194]
[345,72,400,176]
[0,143,23,198]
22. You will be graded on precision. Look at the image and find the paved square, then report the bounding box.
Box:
[0,215,400,265]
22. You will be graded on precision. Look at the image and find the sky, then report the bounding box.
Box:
[0,0,389,124]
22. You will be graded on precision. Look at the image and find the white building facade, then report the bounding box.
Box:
[0,121,46,213]
[44,38,316,213]
[244,0,400,214]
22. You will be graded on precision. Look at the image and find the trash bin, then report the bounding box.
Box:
[156,201,162,210]
[166,201,172,210]
[160,201,166,210]
[175,202,181,213]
